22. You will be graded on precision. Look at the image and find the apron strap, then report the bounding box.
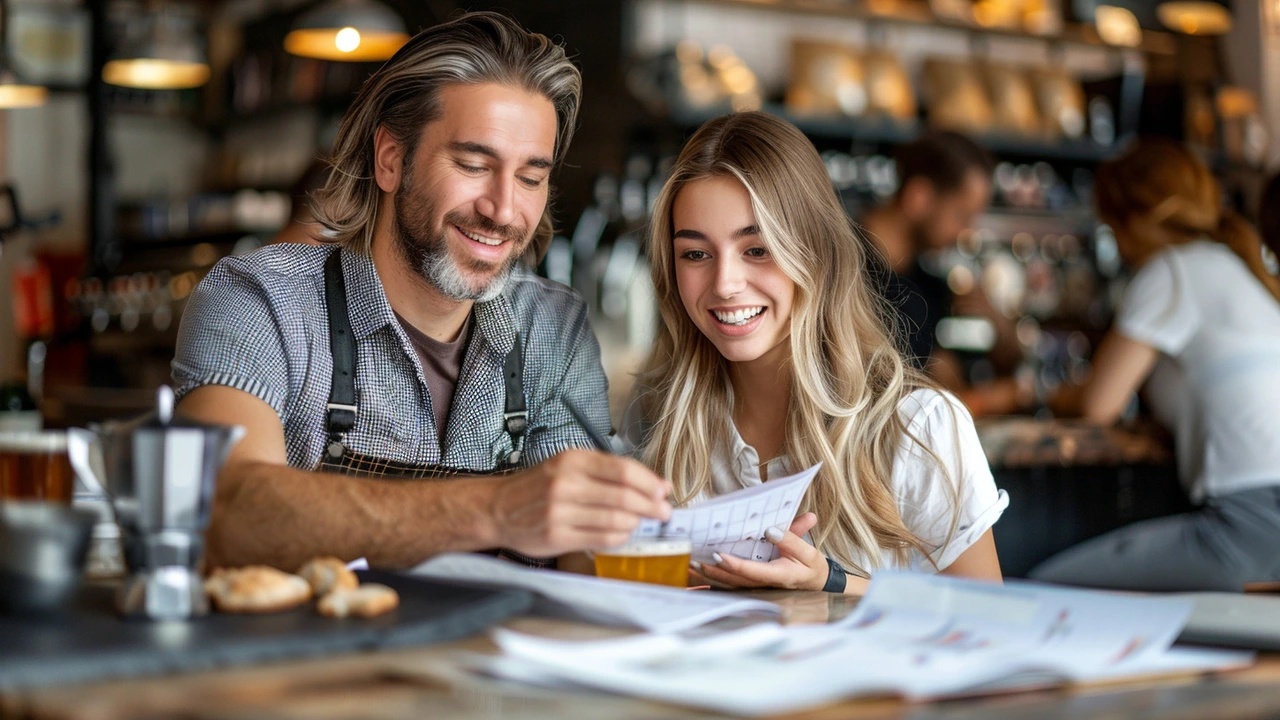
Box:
[324,249,357,454]
[322,247,528,466]
[503,332,528,464]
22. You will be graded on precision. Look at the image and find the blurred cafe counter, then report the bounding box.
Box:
[975,416,1186,578]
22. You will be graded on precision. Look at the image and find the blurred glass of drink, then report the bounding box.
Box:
[0,432,73,503]
[594,537,692,587]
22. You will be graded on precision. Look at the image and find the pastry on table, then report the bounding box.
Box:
[317,583,400,619]
[205,566,313,614]
[297,556,359,596]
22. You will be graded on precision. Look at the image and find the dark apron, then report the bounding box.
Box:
[314,249,552,569]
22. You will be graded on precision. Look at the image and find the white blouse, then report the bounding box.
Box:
[630,389,1008,574]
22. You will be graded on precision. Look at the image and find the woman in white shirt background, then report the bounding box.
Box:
[1035,138,1280,592]
[625,111,1007,594]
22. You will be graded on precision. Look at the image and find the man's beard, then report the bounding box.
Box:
[392,172,531,302]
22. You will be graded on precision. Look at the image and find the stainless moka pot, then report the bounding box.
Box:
[69,387,243,620]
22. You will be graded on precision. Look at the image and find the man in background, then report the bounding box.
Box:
[862,131,1026,416]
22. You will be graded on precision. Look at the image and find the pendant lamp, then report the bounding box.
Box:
[1156,0,1232,34]
[1094,6,1143,46]
[284,0,409,62]
[0,0,46,108]
[103,4,210,90]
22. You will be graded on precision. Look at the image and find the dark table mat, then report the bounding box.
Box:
[0,570,533,690]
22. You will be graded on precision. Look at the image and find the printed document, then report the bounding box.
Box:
[410,553,780,633]
[631,463,821,562]
[483,572,1253,716]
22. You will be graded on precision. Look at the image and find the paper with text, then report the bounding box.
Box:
[631,463,821,563]
[483,572,1253,716]
[410,553,781,634]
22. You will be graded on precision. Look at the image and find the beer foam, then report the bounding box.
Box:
[0,431,68,453]
[596,539,692,557]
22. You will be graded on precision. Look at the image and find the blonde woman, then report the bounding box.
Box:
[1036,139,1280,592]
[627,112,1007,593]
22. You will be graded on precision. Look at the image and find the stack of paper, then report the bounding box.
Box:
[411,553,781,633]
[482,572,1254,716]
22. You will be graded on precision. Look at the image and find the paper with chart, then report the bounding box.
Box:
[630,463,821,563]
[410,553,781,633]
[481,572,1253,717]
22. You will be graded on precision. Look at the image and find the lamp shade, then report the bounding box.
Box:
[284,0,409,62]
[103,8,210,90]
[1157,0,1232,34]
[0,0,45,107]
[0,72,46,108]
[1095,5,1144,46]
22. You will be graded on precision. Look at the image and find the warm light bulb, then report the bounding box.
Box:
[335,26,361,53]
[102,58,211,89]
[1156,1,1233,34]
[1095,5,1142,47]
[0,83,47,108]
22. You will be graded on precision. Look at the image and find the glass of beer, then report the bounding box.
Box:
[594,536,692,588]
[0,431,74,503]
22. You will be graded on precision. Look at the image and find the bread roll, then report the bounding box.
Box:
[205,566,312,614]
[297,556,359,596]
[317,583,400,619]
[924,59,993,132]
[864,51,916,120]
[786,39,865,117]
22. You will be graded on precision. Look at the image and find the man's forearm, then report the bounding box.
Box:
[205,461,504,570]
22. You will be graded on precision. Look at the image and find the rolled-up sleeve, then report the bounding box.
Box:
[1115,252,1200,356]
[171,261,292,419]
[894,390,1009,571]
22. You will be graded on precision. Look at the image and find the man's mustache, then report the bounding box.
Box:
[443,211,527,245]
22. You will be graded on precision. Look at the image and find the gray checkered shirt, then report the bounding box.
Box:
[172,244,609,471]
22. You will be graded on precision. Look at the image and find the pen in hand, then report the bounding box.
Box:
[563,395,673,536]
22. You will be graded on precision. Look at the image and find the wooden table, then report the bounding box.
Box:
[4,589,1278,720]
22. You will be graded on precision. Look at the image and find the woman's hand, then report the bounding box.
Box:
[690,512,828,591]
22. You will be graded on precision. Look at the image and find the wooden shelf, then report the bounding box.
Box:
[690,0,1176,55]
[670,103,1120,163]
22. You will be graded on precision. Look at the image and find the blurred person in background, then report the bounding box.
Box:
[1035,138,1280,592]
[862,132,1026,417]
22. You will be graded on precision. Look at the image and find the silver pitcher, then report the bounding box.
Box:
[68,386,243,620]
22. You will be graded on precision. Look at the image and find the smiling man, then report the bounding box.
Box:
[172,12,671,571]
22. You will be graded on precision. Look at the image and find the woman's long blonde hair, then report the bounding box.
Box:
[637,112,956,573]
[1096,138,1280,304]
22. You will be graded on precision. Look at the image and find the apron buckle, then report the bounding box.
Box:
[503,410,528,436]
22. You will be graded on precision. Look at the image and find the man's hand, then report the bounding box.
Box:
[491,449,673,558]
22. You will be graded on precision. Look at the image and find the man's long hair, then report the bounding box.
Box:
[311,11,581,263]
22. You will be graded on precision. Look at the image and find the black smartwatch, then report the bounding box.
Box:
[822,557,848,593]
